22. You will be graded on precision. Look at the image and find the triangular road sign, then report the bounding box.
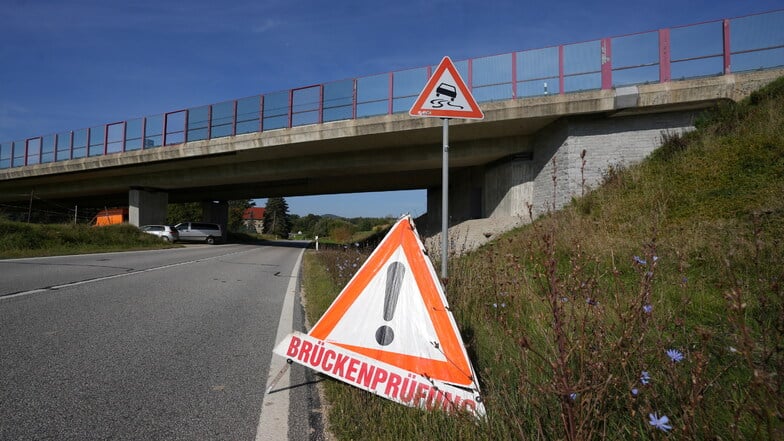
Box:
[309,216,472,385]
[273,216,484,417]
[409,56,484,120]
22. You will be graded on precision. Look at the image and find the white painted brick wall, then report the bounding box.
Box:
[480,110,699,219]
[528,111,698,218]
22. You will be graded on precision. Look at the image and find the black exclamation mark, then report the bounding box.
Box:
[375,262,405,346]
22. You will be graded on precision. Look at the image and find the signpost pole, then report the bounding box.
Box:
[441,118,449,280]
[408,56,484,282]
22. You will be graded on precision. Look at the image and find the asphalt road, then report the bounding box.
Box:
[0,243,322,440]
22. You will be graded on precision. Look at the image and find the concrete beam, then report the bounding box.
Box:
[1,69,781,209]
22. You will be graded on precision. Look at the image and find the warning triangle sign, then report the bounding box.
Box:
[273,215,485,417]
[409,56,484,120]
[309,216,473,385]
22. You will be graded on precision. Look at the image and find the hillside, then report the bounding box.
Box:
[307,76,784,440]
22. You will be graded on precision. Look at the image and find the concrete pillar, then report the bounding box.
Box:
[128,188,168,227]
[484,155,536,219]
[201,201,229,242]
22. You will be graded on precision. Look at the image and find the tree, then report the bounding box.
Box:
[263,197,292,238]
[291,213,322,238]
[167,202,201,225]
[228,199,254,232]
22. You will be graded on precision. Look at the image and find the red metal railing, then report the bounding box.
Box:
[1,9,783,170]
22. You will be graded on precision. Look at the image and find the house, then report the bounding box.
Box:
[242,207,266,233]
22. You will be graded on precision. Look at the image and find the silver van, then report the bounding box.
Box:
[174,222,222,244]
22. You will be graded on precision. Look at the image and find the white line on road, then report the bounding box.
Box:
[256,248,304,441]
[1,248,254,301]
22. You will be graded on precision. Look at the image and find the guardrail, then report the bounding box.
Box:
[1,9,782,170]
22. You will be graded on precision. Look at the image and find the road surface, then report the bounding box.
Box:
[0,243,325,440]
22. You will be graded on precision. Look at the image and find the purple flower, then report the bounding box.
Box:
[666,349,684,363]
[648,413,672,432]
[633,256,647,265]
[569,392,578,401]
[643,304,653,314]
[640,371,651,385]
[631,388,639,396]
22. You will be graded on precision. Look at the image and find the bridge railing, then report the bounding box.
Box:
[2,9,782,170]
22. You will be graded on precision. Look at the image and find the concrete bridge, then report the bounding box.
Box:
[1,10,783,233]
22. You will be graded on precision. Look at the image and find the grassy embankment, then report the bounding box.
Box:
[0,222,177,259]
[302,76,784,440]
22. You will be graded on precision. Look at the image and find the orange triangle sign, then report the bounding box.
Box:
[409,56,484,120]
[273,216,485,417]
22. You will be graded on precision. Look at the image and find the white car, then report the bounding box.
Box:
[139,225,179,242]
[174,222,222,244]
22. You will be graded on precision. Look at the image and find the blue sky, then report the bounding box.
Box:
[1,0,780,217]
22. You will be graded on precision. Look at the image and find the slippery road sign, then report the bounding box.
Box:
[409,56,484,120]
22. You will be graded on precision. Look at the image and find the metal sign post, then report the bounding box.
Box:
[441,118,449,280]
[408,56,484,283]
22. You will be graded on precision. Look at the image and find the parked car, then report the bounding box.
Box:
[139,225,179,242]
[174,222,222,244]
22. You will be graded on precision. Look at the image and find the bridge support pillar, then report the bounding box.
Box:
[128,188,168,227]
[201,201,229,242]
[425,156,536,231]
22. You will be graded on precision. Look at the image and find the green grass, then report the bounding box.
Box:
[303,76,784,440]
[0,221,178,259]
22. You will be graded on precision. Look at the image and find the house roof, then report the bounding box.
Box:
[242,207,265,220]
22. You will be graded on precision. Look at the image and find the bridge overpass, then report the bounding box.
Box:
[1,10,783,229]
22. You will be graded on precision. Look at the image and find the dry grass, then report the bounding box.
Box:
[303,76,784,440]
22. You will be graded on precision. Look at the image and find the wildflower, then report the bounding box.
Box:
[569,392,578,401]
[631,388,639,396]
[640,371,651,385]
[633,256,647,265]
[586,298,598,306]
[648,413,672,432]
[666,349,684,363]
[653,255,659,263]
[643,304,653,314]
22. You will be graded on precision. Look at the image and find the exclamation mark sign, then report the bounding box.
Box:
[375,262,405,346]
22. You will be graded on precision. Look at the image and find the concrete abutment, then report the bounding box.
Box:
[422,109,700,255]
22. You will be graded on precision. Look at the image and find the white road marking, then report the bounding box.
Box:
[256,249,304,441]
[1,248,252,301]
